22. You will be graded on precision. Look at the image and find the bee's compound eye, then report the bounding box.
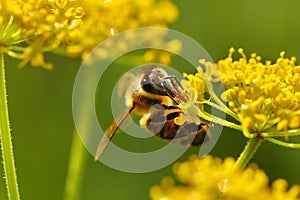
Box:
[141,78,164,95]
[141,67,168,95]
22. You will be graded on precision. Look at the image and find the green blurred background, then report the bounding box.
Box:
[1,0,300,199]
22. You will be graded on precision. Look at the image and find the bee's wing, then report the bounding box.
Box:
[94,106,134,160]
[117,72,137,98]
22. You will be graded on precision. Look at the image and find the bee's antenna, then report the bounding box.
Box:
[164,75,184,89]
[163,75,188,103]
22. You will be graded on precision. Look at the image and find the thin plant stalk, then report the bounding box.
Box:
[234,137,263,170]
[0,53,21,200]
[63,130,87,200]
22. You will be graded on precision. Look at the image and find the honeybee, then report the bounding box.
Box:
[95,66,209,160]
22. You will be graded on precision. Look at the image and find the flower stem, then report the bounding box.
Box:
[0,53,21,200]
[234,137,263,170]
[199,110,242,131]
[266,137,300,149]
[63,130,87,200]
[204,100,240,122]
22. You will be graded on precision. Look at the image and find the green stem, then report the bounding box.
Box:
[266,137,300,149]
[63,130,87,200]
[261,128,300,137]
[205,81,238,120]
[0,54,21,199]
[199,110,242,131]
[204,100,240,122]
[234,137,263,170]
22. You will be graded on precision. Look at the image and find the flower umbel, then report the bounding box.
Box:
[150,155,300,200]
[178,48,300,171]
[0,1,180,199]
[218,48,300,144]
[182,48,300,149]
[0,0,179,69]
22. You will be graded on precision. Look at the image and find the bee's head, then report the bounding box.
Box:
[141,67,188,104]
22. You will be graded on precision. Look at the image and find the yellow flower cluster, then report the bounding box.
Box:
[177,63,225,127]
[218,48,300,135]
[0,0,179,69]
[183,48,300,143]
[150,155,300,200]
[183,72,206,103]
